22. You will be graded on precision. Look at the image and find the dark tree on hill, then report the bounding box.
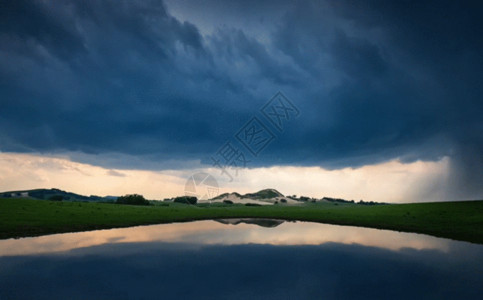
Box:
[116,194,150,206]
[48,195,63,201]
[173,196,197,205]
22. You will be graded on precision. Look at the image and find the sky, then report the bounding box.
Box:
[0,0,482,202]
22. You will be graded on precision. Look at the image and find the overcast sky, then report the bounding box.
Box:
[0,0,481,201]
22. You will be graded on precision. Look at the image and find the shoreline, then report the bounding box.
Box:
[2,198,483,244]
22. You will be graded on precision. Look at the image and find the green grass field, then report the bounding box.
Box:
[1,198,483,244]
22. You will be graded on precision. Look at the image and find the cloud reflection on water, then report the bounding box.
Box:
[0,220,450,256]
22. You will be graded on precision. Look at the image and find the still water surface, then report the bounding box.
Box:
[1,220,482,299]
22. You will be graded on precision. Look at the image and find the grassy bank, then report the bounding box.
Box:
[1,198,483,244]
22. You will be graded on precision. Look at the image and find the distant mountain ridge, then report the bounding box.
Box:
[0,188,117,202]
[207,189,303,205]
[207,188,381,206]
[0,188,381,206]
[212,189,283,200]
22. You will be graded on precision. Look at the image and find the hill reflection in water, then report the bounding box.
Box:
[0,220,453,256]
[1,221,483,299]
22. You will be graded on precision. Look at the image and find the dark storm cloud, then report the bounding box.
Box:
[0,0,86,59]
[264,0,483,198]
[0,0,238,157]
[0,0,481,197]
[0,0,300,160]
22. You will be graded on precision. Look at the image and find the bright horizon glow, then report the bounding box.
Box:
[0,152,450,203]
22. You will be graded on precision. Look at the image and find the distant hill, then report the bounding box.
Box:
[206,188,378,206]
[242,189,284,199]
[0,188,117,203]
[0,188,381,206]
[207,189,301,205]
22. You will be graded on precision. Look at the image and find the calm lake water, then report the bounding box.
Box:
[1,220,482,299]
